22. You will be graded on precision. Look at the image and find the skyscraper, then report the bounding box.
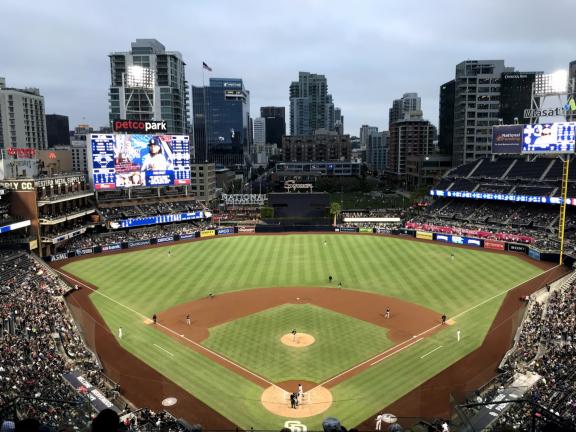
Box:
[499,71,540,125]
[438,80,455,156]
[289,72,335,136]
[452,60,513,166]
[334,107,344,135]
[46,114,70,147]
[359,125,378,149]
[366,131,388,174]
[0,78,48,152]
[386,114,434,178]
[192,78,250,166]
[260,106,286,147]
[389,93,422,127]
[108,39,189,134]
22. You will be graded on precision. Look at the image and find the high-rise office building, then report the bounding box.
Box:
[46,114,70,147]
[192,78,250,166]
[253,117,266,147]
[0,78,48,152]
[386,112,434,177]
[389,93,422,127]
[452,60,513,166]
[359,125,378,148]
[366,131,388,174]
[260,106,286,147]
[334,107,344,135]
[282,133,351,162]
[289,72,335,135]
[108,39,189,134]
[499,72,540,125]
[438,80,455,156]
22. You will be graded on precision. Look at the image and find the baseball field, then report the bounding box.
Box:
[60,234,546,430]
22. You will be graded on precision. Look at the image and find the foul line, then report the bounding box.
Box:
[53,269,279,390]
[153,344,174,357]
[420,345,442,359]
[370,338,423,366]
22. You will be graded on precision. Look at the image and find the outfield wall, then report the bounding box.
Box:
[44,224,566,265]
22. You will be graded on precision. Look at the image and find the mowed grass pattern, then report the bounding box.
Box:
[203,304,394,382]
[62,234,544,429]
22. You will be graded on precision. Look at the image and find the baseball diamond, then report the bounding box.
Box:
[57,233,556,430]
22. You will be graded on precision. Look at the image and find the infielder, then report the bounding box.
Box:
[385,308,390,319]
[457,329,461,342]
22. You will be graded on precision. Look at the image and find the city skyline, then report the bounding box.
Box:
[2,0,575,135]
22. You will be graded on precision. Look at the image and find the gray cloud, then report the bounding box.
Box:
[2,0,575,135]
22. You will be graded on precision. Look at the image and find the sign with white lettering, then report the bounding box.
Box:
[284,180,313,192]
[221,194,266,205]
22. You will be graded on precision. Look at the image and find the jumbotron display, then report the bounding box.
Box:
[90,134,191,190]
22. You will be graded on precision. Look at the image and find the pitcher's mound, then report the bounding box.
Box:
[261,384,332,418]
[281,333,315,347]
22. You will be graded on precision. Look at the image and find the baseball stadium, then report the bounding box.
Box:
[2,146,576,432]
[1,111,576,432]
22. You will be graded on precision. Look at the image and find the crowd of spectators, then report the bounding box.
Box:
[0,253,106,429]
[475,277,576,430]
[0,252,189,431]
[57,221,214,253]
[98,200,203,221]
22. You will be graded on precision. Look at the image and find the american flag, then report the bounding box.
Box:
[202,62,212,72]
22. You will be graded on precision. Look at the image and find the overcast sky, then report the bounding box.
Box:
[2,0,575,135]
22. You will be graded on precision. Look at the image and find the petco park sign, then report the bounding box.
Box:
[221,194,266,206]
[284,180,313,192]
[113,119,167,133]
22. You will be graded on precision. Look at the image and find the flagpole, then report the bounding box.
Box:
[202,64,208,163]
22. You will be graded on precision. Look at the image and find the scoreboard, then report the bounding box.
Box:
[90,134,191,190]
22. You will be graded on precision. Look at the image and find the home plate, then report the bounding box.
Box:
[162,397,177,407]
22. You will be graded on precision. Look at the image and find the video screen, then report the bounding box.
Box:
[522,122,576,154]
[91,134,191,189]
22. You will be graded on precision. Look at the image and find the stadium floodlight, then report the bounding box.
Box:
[125,65,155,89]
[534,70,568,95]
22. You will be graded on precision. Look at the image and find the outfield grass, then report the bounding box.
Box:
[62,234,543,430]
[203,304,394,383]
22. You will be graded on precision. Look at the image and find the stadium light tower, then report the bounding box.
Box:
[529,70,575,264]
[120,65,156,119]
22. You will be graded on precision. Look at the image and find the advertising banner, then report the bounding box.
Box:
[434,233,452,242]
[359,227,373,233]
[492,125,523,154]
[127,239,151,248]
[102,243,122,252]
[528,248,541,261]
[217,227,235,235]
[118,211,204,229]
[374,227,390,234]
[450,235,482,247]
[484,240,505,250]
[157,236,175,243]
[507,243,529,254]
[200,230,216,238]
[335,227,358,232]
[75,248,94,256]
[237,226,256,233]
[179,233,197,240]
[416,231,433,240]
